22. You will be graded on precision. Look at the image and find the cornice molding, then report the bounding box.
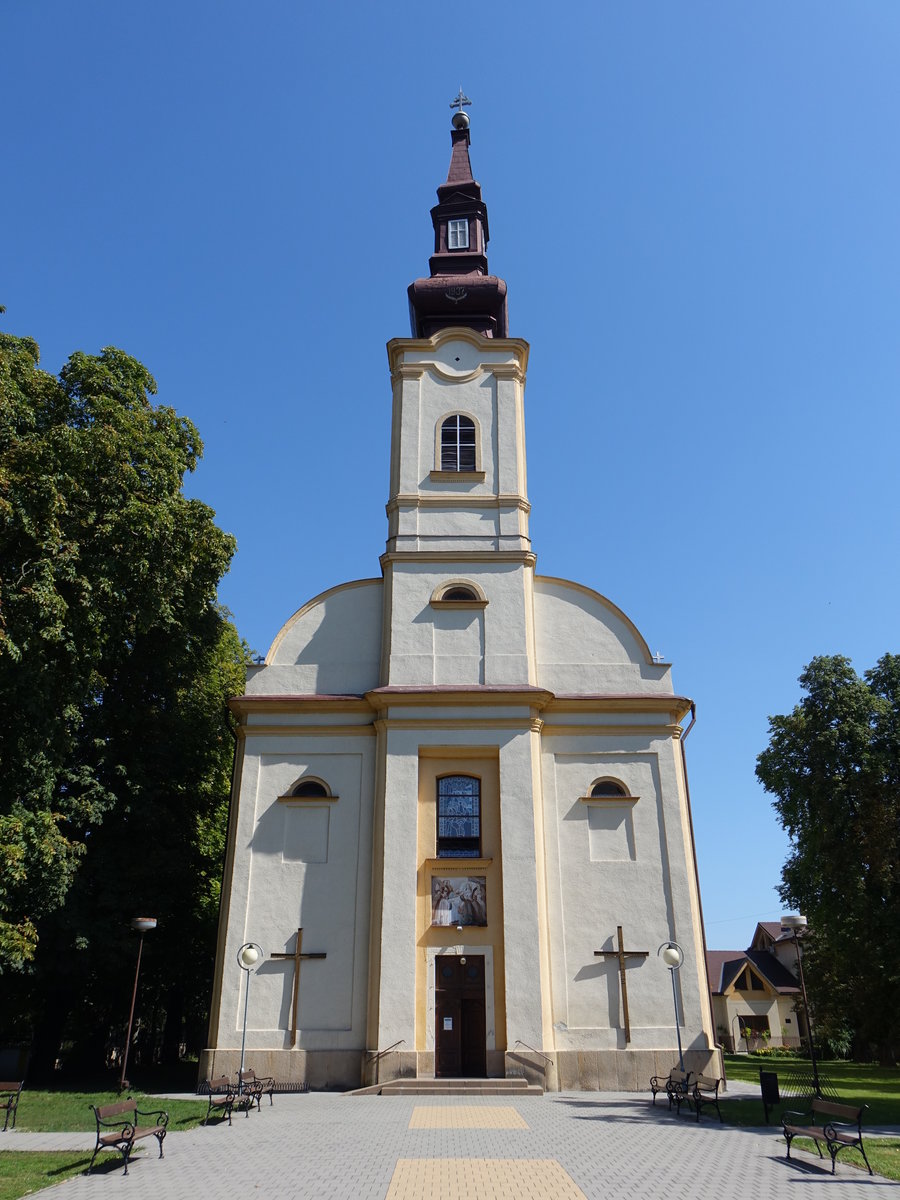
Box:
[393,363,427,381]
[424,857,493,871]
[578,794,639,804]
[277,794,340,803]
[547,694,693,720]
[366,686,553,711]
[387,494,530,513]
[230,695,371,716]
[380,550,537,567]
[235,723,375,739]
[490,363,526,383]
[386,329,530,376]
[541,722,682,738]
[374,717,544,732]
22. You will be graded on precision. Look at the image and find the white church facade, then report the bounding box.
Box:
[201,110,720,1092]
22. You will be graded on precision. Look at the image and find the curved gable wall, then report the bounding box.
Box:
[246,579,383,696]
[534,576,672,695]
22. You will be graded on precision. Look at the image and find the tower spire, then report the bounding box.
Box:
[407,97,509,338]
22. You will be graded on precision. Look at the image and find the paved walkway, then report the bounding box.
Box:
[5,1092,891,1198]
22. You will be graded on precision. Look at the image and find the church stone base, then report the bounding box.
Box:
[554,1047,723,1091]
[198,1048,363,1092]
[199,1045,724,1093]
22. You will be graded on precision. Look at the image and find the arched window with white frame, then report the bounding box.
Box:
[440,414,477,472]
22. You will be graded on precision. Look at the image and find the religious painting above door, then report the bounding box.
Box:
[431,876,487,926]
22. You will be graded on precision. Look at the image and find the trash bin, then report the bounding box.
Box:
[760,1069,780,1123]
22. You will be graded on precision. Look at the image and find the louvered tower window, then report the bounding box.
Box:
[441,415,477,471]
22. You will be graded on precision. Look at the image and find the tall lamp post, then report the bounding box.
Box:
[658,940,685,1072]
[237,942,262,1092]
[782,914,821,1097]
[119,917,157,1093]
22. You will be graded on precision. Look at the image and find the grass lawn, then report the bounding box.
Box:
[791,1137,900,1182]
[721,1056,900,1126]
[715,1055,900,1179]
[0,1152,123,1200]
[12,1089,209,1133]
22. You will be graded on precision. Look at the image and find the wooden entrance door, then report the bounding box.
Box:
[435,955,486,1078]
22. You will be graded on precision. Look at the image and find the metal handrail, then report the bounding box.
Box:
[366,1039,405,1064]
[513,1040,553,1067]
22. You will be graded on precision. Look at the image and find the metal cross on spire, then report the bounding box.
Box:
[450,87,472,115]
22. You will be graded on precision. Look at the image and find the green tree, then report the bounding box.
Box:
[756,654,900,1062]
[0,333,240,975]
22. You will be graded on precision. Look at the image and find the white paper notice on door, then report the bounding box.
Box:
[443,1017,453,1030]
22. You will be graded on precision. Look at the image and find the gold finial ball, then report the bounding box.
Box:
[451,111,470,131]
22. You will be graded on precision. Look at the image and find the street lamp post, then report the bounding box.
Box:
[658,941,685,1072]
[237,942,262,1093]
[782,914,821,1097]
[119,917,157,1093]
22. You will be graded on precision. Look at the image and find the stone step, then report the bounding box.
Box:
[345,1077,543,1097]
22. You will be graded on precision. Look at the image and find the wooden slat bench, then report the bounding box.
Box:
[0,1082,23,1132]
[204,1075,255,1124]
[88,1098,168,1176]
[650,1068,691,1112]
[690,1075,724,1123]
[782,1099,872,1175]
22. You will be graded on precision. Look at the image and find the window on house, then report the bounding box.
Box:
[292,779,329,798]
[448,218,469,249]
[590,780,627,798]
[437,775,481,858]
[739,1015,769,1036]
[750,971,765,991]
[441,415,477,471]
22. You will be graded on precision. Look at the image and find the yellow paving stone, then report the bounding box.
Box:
[386,1158,586,1199]
[408,1105,529,1130]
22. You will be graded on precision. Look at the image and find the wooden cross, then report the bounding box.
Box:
[270,928,326,1047]
[594,925,649,1044]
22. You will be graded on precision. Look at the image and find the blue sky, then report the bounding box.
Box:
[5,2,899,952]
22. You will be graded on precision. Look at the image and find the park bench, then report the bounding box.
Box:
[689,1075,724,1123]
[88,1098,168,1176]
[782,1099,872,1175]
[238,1068,276,1108]
[0,1081,23,1132]
[204,1075,255,1124]
[649,1068,691,1112]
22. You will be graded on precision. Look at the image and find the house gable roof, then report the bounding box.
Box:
[705,949,799,996]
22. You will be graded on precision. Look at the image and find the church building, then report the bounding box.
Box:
[201,107,720,1092]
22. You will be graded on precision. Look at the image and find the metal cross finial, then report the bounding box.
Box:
[450,87,471,114]
[652,651,665,663]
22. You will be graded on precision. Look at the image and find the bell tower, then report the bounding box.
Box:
[381,104,535,687]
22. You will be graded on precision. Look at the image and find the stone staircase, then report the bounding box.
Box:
[347,1077,543,1097]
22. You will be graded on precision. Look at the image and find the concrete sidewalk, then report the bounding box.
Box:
[5,1091,890,1198]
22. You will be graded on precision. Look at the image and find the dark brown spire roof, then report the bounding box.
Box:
[441,129,477,191]
[408,118,508,339]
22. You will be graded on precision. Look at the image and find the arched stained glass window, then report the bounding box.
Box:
[441,415,477,472]
[437,775,481,858]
